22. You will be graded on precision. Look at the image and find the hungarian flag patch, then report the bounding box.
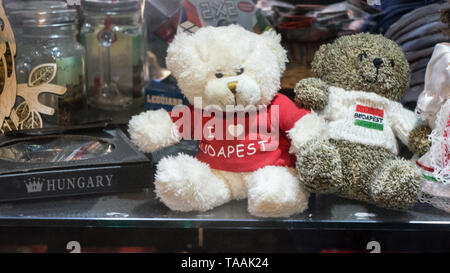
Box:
[354,105,384,131]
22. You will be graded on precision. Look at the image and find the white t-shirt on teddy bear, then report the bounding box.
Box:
[320,86,418,154]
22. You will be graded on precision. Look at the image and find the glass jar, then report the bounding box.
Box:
[80,0,146,111]
[5,1,69,54]
[12,5,87,127]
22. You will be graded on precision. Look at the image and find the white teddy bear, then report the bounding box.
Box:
[128,25,324,217]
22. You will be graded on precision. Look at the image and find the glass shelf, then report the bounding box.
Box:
[0,189,448,231]
[0,116,448,232]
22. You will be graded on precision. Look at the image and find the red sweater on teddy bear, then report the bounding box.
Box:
[170,94,310,172]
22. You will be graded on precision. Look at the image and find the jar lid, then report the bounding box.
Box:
[5,1,68,12]
[81,0,141,13]
[10,9,78,27]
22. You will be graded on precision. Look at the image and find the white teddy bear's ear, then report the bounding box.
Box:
[260,29,288,74]
[166,30,203,81]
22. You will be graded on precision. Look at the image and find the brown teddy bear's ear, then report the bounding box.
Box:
[311,43,331,78]
[260,29,288,73]
[166,30,204,81]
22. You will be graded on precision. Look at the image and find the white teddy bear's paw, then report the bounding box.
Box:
[128,109,181,153]
[155,154,231,212]
[247,166,309,218]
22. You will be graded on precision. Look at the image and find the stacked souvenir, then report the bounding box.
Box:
[415,9,450,212]
[384,2,450,107]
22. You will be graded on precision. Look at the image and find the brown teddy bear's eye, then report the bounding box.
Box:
[390,60,395,67]
[359,52,368,61]
[236,68,244,75]
[215,72,224,78]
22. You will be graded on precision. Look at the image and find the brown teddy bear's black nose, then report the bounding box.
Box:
[373,58,383,68]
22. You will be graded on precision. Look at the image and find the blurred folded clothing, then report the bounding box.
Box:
[410,57,432,73]
[405,46,436,63]
[410,68,427,87]
[275,1,380,66]
[395,21,446,45]
[363,0,445,34]
[402,84,424,109]
[402,32,449,52]
[383,3,450,106]
[389,13,442,40]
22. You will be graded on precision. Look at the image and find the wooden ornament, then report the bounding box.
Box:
[0,0,68,134]
[0,0,17,132]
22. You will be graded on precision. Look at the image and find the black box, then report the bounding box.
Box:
[0,128,153,202]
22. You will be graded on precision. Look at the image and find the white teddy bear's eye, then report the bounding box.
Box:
[236,68,244,75]
[215,72,224,78]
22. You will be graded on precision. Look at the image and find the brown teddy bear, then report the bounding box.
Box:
[294,33,430,210]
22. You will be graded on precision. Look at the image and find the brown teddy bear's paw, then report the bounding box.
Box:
[370,159,421,210]
[408,125,432,156]
[294,78,329,112]
[296,139,343,194]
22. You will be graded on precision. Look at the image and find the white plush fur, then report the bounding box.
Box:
[128,109,181,153]
[166,25,288,109]
[211,169,249,200]
[247,166,309,217]
[204,75,261,108]
[130,25,309,218]
[287,112,328,154]
[155,155,309,217]
[155,153,231,212]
